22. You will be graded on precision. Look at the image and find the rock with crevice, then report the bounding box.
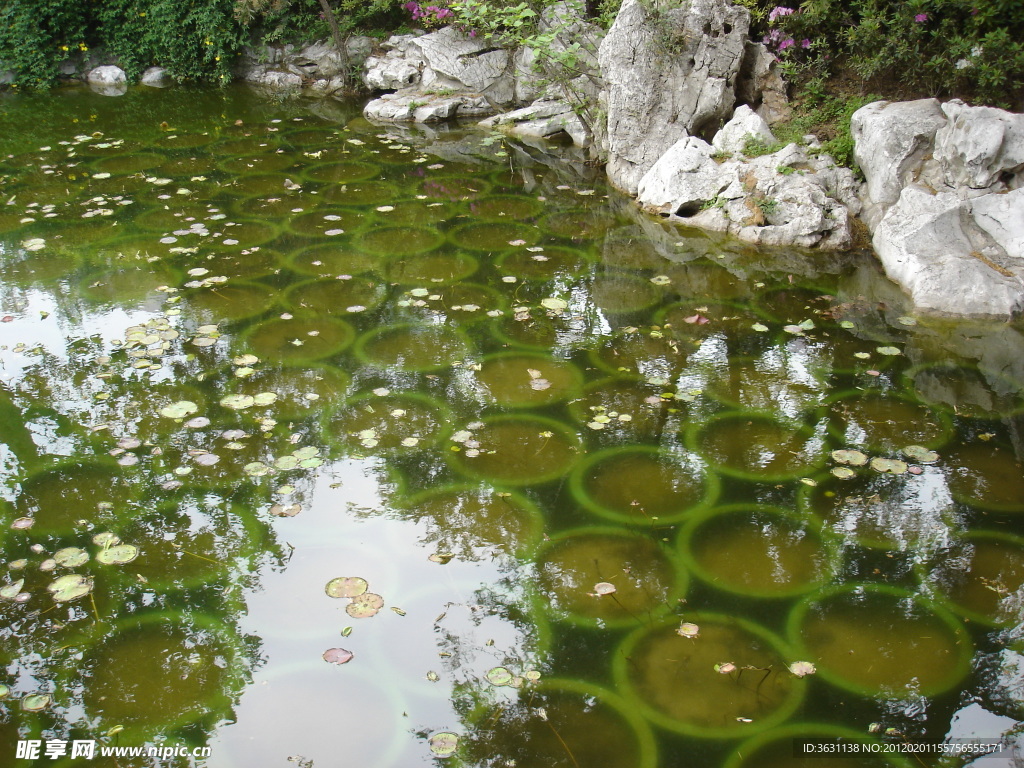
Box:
[479,101,588,146]
[598,0,750,196]
[364,90,493,123]
[637,132,860,250]
[851,99,947,230]
[872,186,1024,316]
[736,41,790,126]
[853,98,1024,316]
[236,37,372,94]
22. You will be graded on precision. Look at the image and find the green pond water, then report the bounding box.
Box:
[0,84,1022,767]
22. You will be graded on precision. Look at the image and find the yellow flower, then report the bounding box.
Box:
[60,45,69,51]
[139,12,146,16]
[214,55,221,61]
[79,43,88,51]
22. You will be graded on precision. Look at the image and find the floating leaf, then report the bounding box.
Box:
[269,503,302,517]
[428,552,454,564]
[325,576,368,599]
[159,401,199,419]
[485,666,513,686]
[253,392,278,406]
[299,457,323,469]
[870,457,908,474]
[426,670,440,682]
[185,416,211,429]
[876,346,902,356]
[429,732,459,758]
[220,394,255,410]
[194,452,221,466]
[798,318,816,331]
[593,582,617,596]
[346,592,384,618]
[21,694,51,712]
[391,606,406,616]
[0,580,25,601]
[274,455,300,471]
[830,449,868,466]
[323,647,354,665]
[715,662,737,674]
[292,446,319,460]
[677,622,700,638]
[0,684,8,699]
[47,573,93,603]
[540,297,567,312]
[902,445,939,464]
[117,437,142,450]
[831,467,856,479]
[243,461,270,477]
[21,238,45,252]
[751,323,769,332]
[54,547,89,568]
[93,532,120,547]
[95,544,139,565]
[650,275,672,286]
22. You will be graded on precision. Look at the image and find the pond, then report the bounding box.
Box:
[0,84,1022,767]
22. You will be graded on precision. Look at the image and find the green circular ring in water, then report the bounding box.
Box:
[686,410,826,484]
[613,612,806,739]
[323,391,453,456]
[786,583,973,699]
[475,351,584,409]
[352,322,471,373]
[821,389,953,453]
[570,445,720,526]
[677,504,836,599]
[446,414,582,487]
[240,315,356,364]
[532,525,687,629]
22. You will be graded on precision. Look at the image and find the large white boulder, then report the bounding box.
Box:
[872,186,1024,316]
[712,105,776,155]
[86,65,127,96]
[479,101,589,146]
[853,98,1024,316]
[598,0,750,195]
[637,135,860,249]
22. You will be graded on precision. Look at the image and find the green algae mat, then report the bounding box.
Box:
[0,84,1021,767]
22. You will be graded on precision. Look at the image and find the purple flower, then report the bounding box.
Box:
[801,38,811,48]
[768,6,795,23]
[777,37,795,51]
[914,13,928,22]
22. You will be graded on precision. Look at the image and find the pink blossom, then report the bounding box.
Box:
[778,37,795,51]
[801,38,811,48]
[914,13,928,22]
[768,6,795,22]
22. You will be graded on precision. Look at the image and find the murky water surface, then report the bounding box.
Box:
[0,85,1022,767]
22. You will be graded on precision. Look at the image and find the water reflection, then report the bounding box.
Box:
[0,84,1022,766]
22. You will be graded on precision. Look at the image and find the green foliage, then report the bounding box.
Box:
[236,0,405,48]
[0,0,245,89]
[743,0,1024,107]
[743,136,786,157]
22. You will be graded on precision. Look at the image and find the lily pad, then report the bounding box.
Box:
[831,467,856,479]
[593,582,617,595]
[0,579,25,601]
[159,400,199,419]
[252,392,278,406]
[47,573,93,603]
[870,457,908,474]
[902,445,940,464]
[830,449,868,466]
[322,647,354,665]
[346,592,384,618]
[220,394,256,410]
[876,346,902,356]
[95,544,139,565]
[485,666,513,686]
[429,732,459,758]
[54,547,90,567]
[21,693,51,712]
[325,576,368,599]
[274,455,300,470]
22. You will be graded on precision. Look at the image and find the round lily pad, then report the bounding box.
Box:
[21,693,52,712]
[346,592,384,618]
[160,401,200,419]
[220,394,256,411]
[95,544,139,565]
[870,457,908,474]
[485,666,513,686]
[47,573,93,603]
[322,647,354,665]
[325,576,369,599]
[903,445,940,464]
[830,449,868,466]
[429,732,459,758]
[54,547,89,567]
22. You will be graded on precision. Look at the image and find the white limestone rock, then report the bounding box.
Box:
[87,65,127,96]
[712,105,776,156]
[480,101,588,146]
[598,0,750,195]
[851,99,947,229]
[872,186,1024,317]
